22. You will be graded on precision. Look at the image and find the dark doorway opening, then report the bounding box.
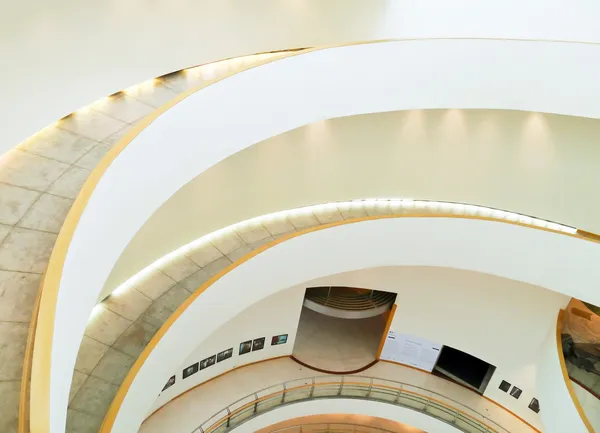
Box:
[433,345,496,394]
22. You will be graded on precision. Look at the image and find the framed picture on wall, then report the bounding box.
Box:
[200,355,216,370]
[252,337,265,351]
[217,348,233,362]
[239,340,252,355]
[182,362,199,379]
[499,380,511,392]
[529,398,540,413]
[510,386,522,399]
[162,375,175,391]
[271,334,288,346]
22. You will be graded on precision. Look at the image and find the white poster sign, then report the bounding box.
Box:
[380,330,442,372]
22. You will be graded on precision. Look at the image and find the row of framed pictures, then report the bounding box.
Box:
[162,334,288,392]
[499,380,540,413]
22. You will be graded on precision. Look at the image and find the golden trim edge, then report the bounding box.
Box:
[19,273,44,433]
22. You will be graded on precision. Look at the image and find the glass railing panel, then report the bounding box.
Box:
[257,394,283,413]
[210,423,229,433]
[454,414,489,433]
[341,376,372,398]
[311,380,342,398]
[284,387,312,403]
[340,383,371,398]
[366,386,398,402]
[397,392,428,411]
[256,384,285,400]
[229,405,256,429]
[425,401,460,424]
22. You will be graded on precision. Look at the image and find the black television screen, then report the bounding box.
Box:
[436,346,493,390]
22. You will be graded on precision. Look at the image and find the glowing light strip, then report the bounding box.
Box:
[99,199,576,310]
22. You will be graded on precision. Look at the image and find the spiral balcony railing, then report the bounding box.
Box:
[191,376,512,433]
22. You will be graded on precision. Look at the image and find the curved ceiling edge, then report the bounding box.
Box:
[36,38,600,433]
[106,216,600,433]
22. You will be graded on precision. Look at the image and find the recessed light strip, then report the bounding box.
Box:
[99,199,576,310]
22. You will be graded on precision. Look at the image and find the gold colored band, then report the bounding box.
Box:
[19,274,44,433]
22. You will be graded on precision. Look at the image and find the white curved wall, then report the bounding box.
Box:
[537,321,589,433]
[319,267,563,429]
[109,218,600,433]
[155,287,305,410]
[5,0,600,156]
[230,399,460,433]
[151,265,565,428]
[50,39,600,433]
[106,110,600,293]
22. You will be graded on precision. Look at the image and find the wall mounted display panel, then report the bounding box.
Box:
[380,331,441,372]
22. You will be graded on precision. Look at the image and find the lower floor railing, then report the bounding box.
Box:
[191,376,511,433]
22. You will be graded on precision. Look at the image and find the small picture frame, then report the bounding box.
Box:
[252,337,265,351]
[239,340,252,355]
[162,375,175,391]
[200,355,216,370]
[271,334,288,346]
[217,348,233,363]
[529,398,540,413]
[499,380,511,392]
[510,386,522,399]
[182,362,199,379]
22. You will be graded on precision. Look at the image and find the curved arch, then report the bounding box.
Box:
[106,216,600,433]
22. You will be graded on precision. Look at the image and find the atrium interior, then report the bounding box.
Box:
[2,2,600,433]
